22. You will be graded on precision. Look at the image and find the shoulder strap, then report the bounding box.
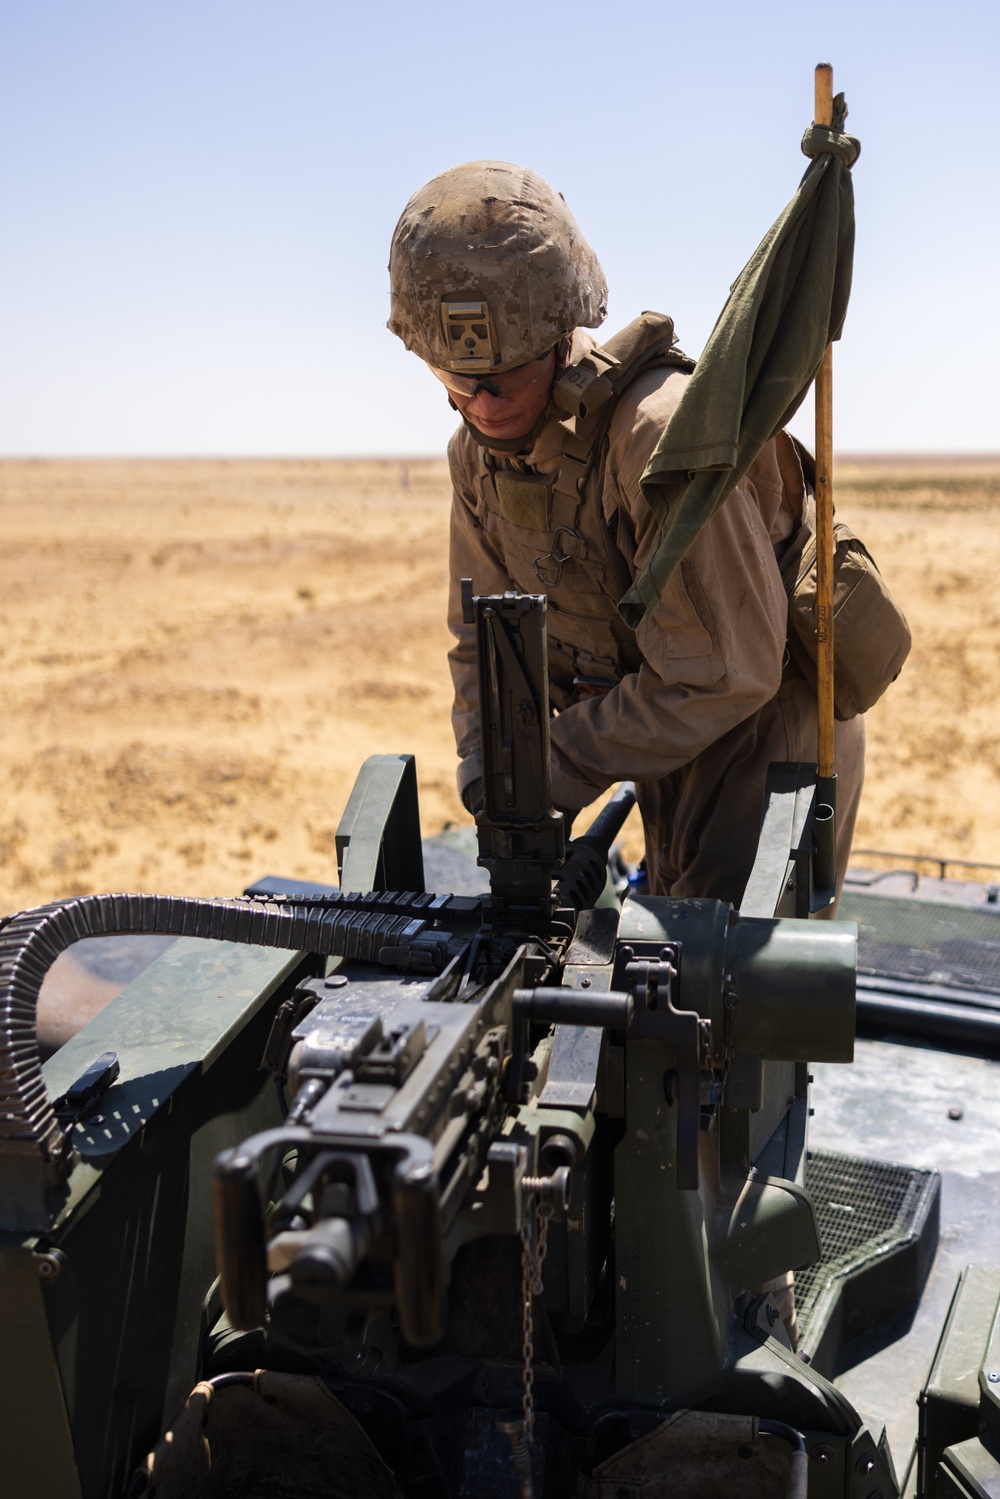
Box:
[551,311,695,422]
[549,313,694,529]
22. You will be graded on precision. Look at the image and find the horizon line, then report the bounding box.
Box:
[2,450,999,465]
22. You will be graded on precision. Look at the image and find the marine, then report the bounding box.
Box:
[387,160,865,904]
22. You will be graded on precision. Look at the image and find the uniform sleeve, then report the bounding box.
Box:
[446,429,514,799]
[546,375,790,811]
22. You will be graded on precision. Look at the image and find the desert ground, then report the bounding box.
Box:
[2,454,999,925]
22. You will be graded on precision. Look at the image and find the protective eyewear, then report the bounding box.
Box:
[429,351,554,400]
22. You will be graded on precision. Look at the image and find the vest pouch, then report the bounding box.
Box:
[781,521,912,720]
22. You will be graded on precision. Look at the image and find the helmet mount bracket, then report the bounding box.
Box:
[440,300,499,372]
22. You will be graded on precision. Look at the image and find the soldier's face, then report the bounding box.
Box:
[431,350,556,448]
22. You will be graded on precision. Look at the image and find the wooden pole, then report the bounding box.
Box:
[813,63,836,783]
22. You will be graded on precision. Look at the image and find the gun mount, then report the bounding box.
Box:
[0,586,986,1499]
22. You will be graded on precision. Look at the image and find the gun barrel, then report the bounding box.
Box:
[576,781,637,854]
[556,782,637,911]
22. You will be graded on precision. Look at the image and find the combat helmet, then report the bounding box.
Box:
[388,161,608,374]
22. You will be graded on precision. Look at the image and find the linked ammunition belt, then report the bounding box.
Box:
[0,889,481,1163]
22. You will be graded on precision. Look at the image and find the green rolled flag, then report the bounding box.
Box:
[618,96,860,630]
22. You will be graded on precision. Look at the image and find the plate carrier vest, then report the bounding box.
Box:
[473,312,695,703]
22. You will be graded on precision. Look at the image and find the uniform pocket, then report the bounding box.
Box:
[637,559,717,667]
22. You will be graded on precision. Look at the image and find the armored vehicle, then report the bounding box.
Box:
[2,589,999,1498]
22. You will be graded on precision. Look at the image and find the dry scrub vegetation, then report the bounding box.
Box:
[1,454,998,916]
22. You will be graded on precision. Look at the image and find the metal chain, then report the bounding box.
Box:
[519,1205,536,1438]
[519,1192,553,1439]
[534,1202,552,1293]
[501,1187,558,1499]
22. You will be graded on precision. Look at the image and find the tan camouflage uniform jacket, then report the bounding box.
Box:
[447,330,865,904]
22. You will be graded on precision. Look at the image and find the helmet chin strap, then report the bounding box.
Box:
[460,415,543,455]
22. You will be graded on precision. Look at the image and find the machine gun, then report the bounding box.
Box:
[0,586,902,1499]
[213,590,646,1349]
[204,587,889,1497]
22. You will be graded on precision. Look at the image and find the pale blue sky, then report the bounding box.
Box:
[1,0,996,456]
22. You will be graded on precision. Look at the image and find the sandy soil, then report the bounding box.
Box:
[2,453,999,924]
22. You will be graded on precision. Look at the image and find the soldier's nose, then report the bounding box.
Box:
[469,391,509,418]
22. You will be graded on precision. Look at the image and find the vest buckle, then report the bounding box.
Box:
[533,526,584,588]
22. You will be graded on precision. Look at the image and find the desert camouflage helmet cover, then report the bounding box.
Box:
[388,161,608,374]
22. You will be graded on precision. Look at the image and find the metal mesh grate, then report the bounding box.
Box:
[838,891,1000,995]
[795,1150,933,1326]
